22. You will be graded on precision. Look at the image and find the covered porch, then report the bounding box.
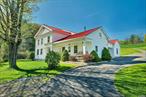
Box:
[45,38,92,56]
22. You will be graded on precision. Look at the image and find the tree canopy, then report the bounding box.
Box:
[0,0,43,69]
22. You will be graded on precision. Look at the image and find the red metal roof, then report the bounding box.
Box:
[47,26,75,35]
[109,40,119,44]
[54,27,100,42]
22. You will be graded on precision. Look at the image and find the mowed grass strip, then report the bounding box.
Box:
[0,60,78,84]
[120,48,141,55]
[115,64,146,97]
[121,43,146,48]
[120,43,146,55]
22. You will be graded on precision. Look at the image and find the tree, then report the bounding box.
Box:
[129,34,141,44]
[61,50,69,62]
[20,23,40,52]
[144,34,146,43]
[101,48,111,61]
[45,51,60,69]
[0,42,8,62]
[90,50,101,62]
[0,0,42,69]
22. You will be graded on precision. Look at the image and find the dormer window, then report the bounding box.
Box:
[48,36,50,43]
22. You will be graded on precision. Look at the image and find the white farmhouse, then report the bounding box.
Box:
[34,25,120,60]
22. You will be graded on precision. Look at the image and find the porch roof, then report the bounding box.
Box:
[53,27,101,43]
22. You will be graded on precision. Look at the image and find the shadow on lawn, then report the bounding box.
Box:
[15,65,73,75]
[0,70,122,97]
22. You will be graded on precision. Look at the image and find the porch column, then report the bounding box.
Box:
[83,41,86,55]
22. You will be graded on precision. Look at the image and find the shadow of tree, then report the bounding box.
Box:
[0,72,122,97]
[0,55,145,97]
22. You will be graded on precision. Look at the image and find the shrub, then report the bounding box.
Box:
[90,50,101,62]
[83,53,92,62]
[3,54,8,62]
[17,52,28,59]
[45,51,60,69]
[69,56,77,61]
[101,47,112,61]
[61,50,69,62]
[29,52,35,61]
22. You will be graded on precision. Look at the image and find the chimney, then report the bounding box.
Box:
[84,26,86,31]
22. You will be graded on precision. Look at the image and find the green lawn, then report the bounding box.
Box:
[115,64,146,97]
[0,60,79,84]
[120,43,146,55]
[120,48,141,55]
[121,43,146,48]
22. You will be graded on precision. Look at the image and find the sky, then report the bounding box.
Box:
[33,0,146,40]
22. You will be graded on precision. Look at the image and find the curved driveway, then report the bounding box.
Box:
[0,55,145,97]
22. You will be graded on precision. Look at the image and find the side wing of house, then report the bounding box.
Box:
[34,25,69,60]
[85,28,109,57]
[108,40,120,58]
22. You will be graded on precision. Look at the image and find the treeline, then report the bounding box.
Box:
[0,23,40,62]
[120,34,146,44]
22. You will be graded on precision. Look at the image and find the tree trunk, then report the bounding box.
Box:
[8,43,19,69]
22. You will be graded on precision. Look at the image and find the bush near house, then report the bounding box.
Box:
[83,53,92,62]
[101,48,111,61]
[61,50,69,62]
[45,51,60,69]
[29,52,35,61]
[90,50,101,62]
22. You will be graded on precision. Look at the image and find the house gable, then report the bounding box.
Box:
[85,28,109,56]
[34,25,52,38]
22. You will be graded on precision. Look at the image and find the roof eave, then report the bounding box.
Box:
[53,37,85,44]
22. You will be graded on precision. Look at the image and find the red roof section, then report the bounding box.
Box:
[54,27,100,42]
[109,40,119,44]
[47,26,75,35]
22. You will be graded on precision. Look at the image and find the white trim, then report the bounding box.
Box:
[34,25,52,38]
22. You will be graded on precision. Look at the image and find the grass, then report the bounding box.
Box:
[115,64,146,97]
[0,60,79,84]
[121,43,146,48]
[120,43,146,55]
[120,48,141,55]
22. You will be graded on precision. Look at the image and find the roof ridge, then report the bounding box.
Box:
[44,24,75,34]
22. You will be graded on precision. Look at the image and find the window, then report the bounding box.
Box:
[95,46,98,52]
[38,40,40,45]
[116,48,118,54]
[37,49,39,55]
[74,45,78,53]
[41,38,43,45]
[62,47,65,52]
[40,49,43,55]
[48,36,50,43]
[99,33,102,38]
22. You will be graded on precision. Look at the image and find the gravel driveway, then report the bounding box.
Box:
[0,54,145,97]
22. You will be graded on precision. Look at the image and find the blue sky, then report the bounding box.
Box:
[33,0,146,40]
